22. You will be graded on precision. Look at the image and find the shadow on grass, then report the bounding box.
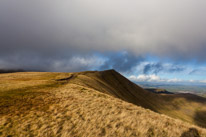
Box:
[194,110,206,128]
[180,128,200,137]
[0,81,66,116]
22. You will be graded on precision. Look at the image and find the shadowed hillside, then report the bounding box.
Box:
[0,70,206,136]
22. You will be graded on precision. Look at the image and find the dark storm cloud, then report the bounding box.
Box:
[189,68,206,75]
[168,66,185,73]
[189,69,198,75]
[1,0,206,71]
[100,52,144,73]
[0,52,104,72]
[143,63,163,74]
[142,63,185,74]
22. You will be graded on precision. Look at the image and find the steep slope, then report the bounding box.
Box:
[69,70,161,111]
[0,72,206,136]
[68,70,206,128]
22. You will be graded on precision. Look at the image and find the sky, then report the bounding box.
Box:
[1,0,206,84]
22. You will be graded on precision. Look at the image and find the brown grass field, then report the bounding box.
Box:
[0,70,206,137]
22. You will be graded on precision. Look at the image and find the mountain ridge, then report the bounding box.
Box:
[67,69,206,128]
[0,70,206,136]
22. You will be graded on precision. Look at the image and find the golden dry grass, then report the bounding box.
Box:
[0,71,206,137]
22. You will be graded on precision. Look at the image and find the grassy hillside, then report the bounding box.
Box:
[68,70,206,128]
[0,71,206,136]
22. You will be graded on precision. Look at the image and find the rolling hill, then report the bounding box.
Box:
[0,70,206,136]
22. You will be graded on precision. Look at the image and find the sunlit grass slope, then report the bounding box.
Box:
[0,70,206,137]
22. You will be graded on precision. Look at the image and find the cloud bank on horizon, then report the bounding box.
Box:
[1,0,206,83]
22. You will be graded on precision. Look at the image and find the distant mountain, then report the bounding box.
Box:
[0,69,25,73]
[0,70,206,136]
[144,88,174,94]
